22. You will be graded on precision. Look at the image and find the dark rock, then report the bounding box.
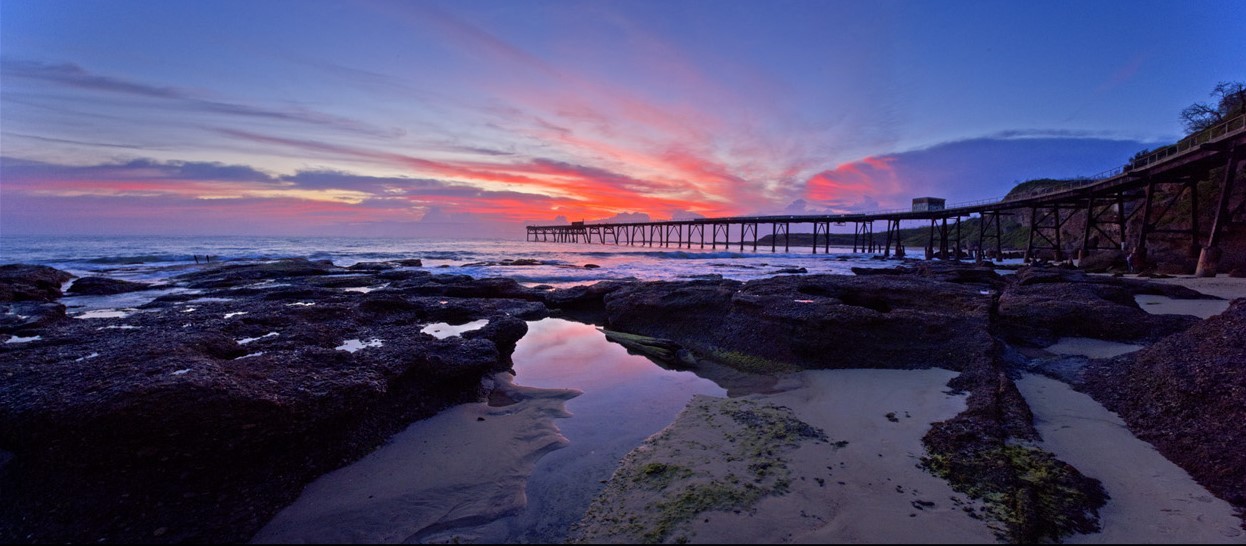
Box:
[304,275,378,289]
[600,329,690,368]
[391,275,543,301]
[347,261,395,271]
[773,267,807,274]
[0,265,75,302]
[543,280,635,324]
[1229,268,1246,279]
[463,316,529,360]
[0,271,541,544]
[0,302,68,334]
[851,266,911,276]
[1012,265,1090,285]
[66,276,152,296]
[377,269,433,282]
[852,262,1006,289]
[393,259,423,267]
[175,258,341,289]
[1076,251,1126,273]
[603,275,996,372]
[1080,298,1246,510]
[583,263,601,269]
[997,267,1203,346]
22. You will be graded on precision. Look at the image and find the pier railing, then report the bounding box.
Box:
[1130,113,1245,170]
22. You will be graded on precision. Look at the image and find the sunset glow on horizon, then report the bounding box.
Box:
[2,0,1243,237]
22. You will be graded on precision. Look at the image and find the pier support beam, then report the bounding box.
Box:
[1196,147,1241,276]
[926,219,936,260]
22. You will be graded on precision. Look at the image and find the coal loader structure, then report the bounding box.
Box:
[527,115,1246,277]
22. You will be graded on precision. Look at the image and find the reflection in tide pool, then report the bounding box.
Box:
[75,309,133,319]
[457,318,726,544]
[421,319,489,339]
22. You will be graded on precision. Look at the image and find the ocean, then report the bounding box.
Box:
[0,235,892,287]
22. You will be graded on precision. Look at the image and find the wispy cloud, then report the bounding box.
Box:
[1,59,405,138]
[2,132,150,150]
[213,127,721,219]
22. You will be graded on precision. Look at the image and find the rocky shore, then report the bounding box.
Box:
[2,258,1243,543]
[0,259,544,543]
[551,262,1240,542]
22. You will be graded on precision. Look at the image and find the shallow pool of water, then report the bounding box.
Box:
[421,319,489,339]
[444,318,727,543]
[256,317,726,543]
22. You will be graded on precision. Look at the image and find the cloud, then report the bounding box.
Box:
[214,127,722,219]
[1,132,150,150]
[986,128,1120,140]
[801,135,1151,210]
[805,156,900,206]
[0,157,275,184]
[284,170,452,192]
[670,210,706,221]
[594,211,651,223]
[1,59,404,138]
[783,199,810,214]
[1,59,181,98]
[368,5,834,214]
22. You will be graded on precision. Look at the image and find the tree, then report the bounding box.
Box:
[1180,81,1246,134]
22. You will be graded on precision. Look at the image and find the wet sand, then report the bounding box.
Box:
[1016,374,1244,544]
[574,369,998,544]
[1044,337,1144,359]
[251,374,579,543]
[1027,274,1246,541]
[1147,275,1246,301]
[1133,274,1246,318]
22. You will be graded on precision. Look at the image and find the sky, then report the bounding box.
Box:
[1,0,1243,238]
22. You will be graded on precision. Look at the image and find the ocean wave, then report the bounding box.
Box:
[417,251,467,260]
[85,254,183,265]
[576,250,751,260]
[506,274,618,284]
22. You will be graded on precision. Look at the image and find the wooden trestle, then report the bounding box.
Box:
[527,116,1246,274]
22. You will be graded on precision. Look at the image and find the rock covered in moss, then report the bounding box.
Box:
[570,396,827,544]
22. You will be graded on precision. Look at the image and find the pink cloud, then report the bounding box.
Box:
[804,155,902,208]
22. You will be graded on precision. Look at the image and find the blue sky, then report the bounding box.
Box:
[2,0,1243,236]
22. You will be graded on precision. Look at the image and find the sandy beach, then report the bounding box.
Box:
[252,374,579,543]
[1133,274,1246,318]
[573,369,999,544]
[1043,337,1144,359]
[571,271,1246,543]
[1016,374,1244,543]
[1022,273,1246,543]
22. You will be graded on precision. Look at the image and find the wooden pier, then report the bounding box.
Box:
[527,115,1246,275]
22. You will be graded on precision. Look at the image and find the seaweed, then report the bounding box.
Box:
[922,442,1108,543]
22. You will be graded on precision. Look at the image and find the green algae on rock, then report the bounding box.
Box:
[570,396,829,544]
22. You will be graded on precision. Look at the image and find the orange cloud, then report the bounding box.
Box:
[804,155,902,206]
